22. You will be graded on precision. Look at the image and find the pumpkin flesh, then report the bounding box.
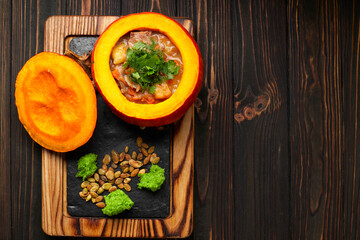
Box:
[15,52,97,152]
[92,12,203,126]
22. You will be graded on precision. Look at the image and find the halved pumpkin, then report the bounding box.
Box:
[92,12,203,127]
[15,52,97,152]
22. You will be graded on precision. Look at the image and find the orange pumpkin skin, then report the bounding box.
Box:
[92,12,203,127]
[15,52,97,152]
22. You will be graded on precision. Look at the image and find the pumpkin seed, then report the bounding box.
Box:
[102,183,112,190]
[124,177,131,184]
[129,166,135,172]
[111,163,118,169]
[143,155,150,165]
[119,152,125,161]
[87,177,95,183]
[131,168,139,177]
[105,171,114,180]
[99,180,105,186]
[111,150,120,164]
[108,179,115,184]
[123,167,129,173]
[98,168,106,175]
[96,202,105,208]
[137,152,143,161]
[81,181,90,188]
[94,173,100,182]
[97,187,104,194]
[148,146,155,154]
[138,169,146,175]
[132,151,137,160]
[90,192,98,198]
[124,183,131,192]
[95,196,103,203]
[100,175,107,182]
[136,137,143,147]
[86,194,92,202]
[125,154,132,161]
[125,146,129,153]
[120,161,129,167]
[82,188,88,194]
[141,147,148,156]
[80,191,89,198]
[120,173,130,178]
[141,142,149,149]
[129,159,143,168]
[117,183,124,189]
[108,167,114,172]
[91,197,96,203]
[114,171,121,178]
[102,154,111,165]
[109,186,117,192]
[115,177,123,185]
[79,192,86,199]
[151,157,160,164]
[86,184,93,191]
[90,186,99,193]
[102,164,108,171]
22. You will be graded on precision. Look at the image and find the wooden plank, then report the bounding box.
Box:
[65,0,177,16]
[340,0,360,239]
[288,0,346,238]
[0,0,12,239]
[177,0,235,239]
[10,1,65,239]
[231,0,289,239]
[42,16,194,238]
[66,0,122,15]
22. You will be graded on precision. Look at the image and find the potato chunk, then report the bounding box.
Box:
[111,43,127,65]
[154,82,172,99]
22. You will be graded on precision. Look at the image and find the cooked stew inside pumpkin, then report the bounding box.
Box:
[110,31,183,104]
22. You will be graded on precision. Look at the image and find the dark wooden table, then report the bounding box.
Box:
[1,0,360,239]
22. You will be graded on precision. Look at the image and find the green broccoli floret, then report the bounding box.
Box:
[102,189,134,216]
[76,153,98,180]
[137,164,165,192]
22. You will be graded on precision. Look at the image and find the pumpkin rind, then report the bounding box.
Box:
[15,52,97,152]
[92,12,203,126]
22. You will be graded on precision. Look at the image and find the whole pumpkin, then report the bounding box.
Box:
[92,12,203,127]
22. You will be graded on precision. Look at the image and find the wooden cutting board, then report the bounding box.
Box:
[42,16,194,238]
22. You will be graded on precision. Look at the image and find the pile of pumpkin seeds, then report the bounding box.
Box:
[78,137,161,209]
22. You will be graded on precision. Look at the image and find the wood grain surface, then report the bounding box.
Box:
[0,1,12,240]
[1,0,360,239]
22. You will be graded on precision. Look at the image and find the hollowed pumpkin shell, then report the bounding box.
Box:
[92,12,203,127]
[15,52,97,152]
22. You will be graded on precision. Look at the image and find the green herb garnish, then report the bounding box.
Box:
[76,153,98,181]
[123,39,180,94]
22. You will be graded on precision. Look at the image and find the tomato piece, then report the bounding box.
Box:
[112,69,121,80]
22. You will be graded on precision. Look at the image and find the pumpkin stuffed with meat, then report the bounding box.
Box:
[15,52,97,152]
[92,12,203,127]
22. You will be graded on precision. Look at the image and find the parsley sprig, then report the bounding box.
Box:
[123,39,180,94]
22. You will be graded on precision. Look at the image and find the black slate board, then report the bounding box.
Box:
[66,37,171,218]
